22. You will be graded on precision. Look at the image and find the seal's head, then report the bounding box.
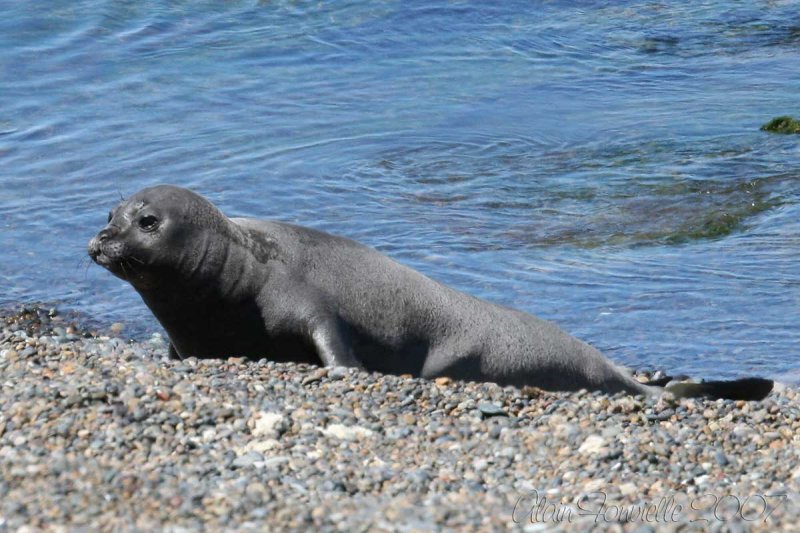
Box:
[88,185,228,289]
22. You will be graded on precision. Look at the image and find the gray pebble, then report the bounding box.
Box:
[477,402,508,418]
[233,451,265,469]
[715,450,729,466]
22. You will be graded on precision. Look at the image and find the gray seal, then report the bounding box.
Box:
[88,185,772,400]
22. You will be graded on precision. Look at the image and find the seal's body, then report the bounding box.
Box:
[88,185,772,399]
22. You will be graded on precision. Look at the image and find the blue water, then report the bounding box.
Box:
[1,1,798,382]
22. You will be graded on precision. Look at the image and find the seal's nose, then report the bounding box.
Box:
[88,225,120,261]
[97,226,119,242]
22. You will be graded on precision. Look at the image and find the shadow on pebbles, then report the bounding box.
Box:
[1,305,798,531]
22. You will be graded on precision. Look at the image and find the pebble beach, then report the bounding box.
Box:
[1,305,798,532]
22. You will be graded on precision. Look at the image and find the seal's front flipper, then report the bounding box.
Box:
[310,317,364,370]
[168,342,180,360]
[665,377,773,401]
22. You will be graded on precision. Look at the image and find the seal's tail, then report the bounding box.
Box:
[656,377,774,401]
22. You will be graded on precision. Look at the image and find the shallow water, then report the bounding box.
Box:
[1,0,798,382]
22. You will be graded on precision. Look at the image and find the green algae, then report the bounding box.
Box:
[760,116,800,134]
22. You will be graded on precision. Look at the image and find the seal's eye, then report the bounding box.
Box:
[138,215,159,232]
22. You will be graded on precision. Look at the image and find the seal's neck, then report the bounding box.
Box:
[180,220,272,299]
[134,215,275,306]
[135,220,275,344]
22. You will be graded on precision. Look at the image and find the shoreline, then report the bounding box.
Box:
[1,305,798,531]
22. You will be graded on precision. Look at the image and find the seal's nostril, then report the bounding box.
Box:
[98,226,118,243]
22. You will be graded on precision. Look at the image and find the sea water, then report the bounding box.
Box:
[1,0,798,381]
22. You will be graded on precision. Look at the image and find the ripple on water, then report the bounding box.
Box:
[356,136,787,250]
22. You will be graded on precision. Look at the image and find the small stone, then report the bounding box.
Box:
[252,412,287,439]
[405,469,431,485]
[233,451,264,469]
[246,439,281,454]
[434,376,453,386]
[327,367,349,379]
[472,458,489,471]
[110,323,125,335]
[245,482,267,499]
[499,446,515,458]
[262,456,290,469]
[619,482,638,497]
[322,423,374,441]
[477,402,508,419]
[302,368,328,384]
[520,386,543,398]
[578,435,607,455]
[64,393,82,407]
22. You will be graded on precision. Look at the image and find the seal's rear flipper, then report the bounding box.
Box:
[665,377,773,401]
[642,374,689,387]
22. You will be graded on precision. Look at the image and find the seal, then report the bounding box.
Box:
[88,185,772,400]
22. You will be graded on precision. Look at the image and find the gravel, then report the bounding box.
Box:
[1,305,798,531]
